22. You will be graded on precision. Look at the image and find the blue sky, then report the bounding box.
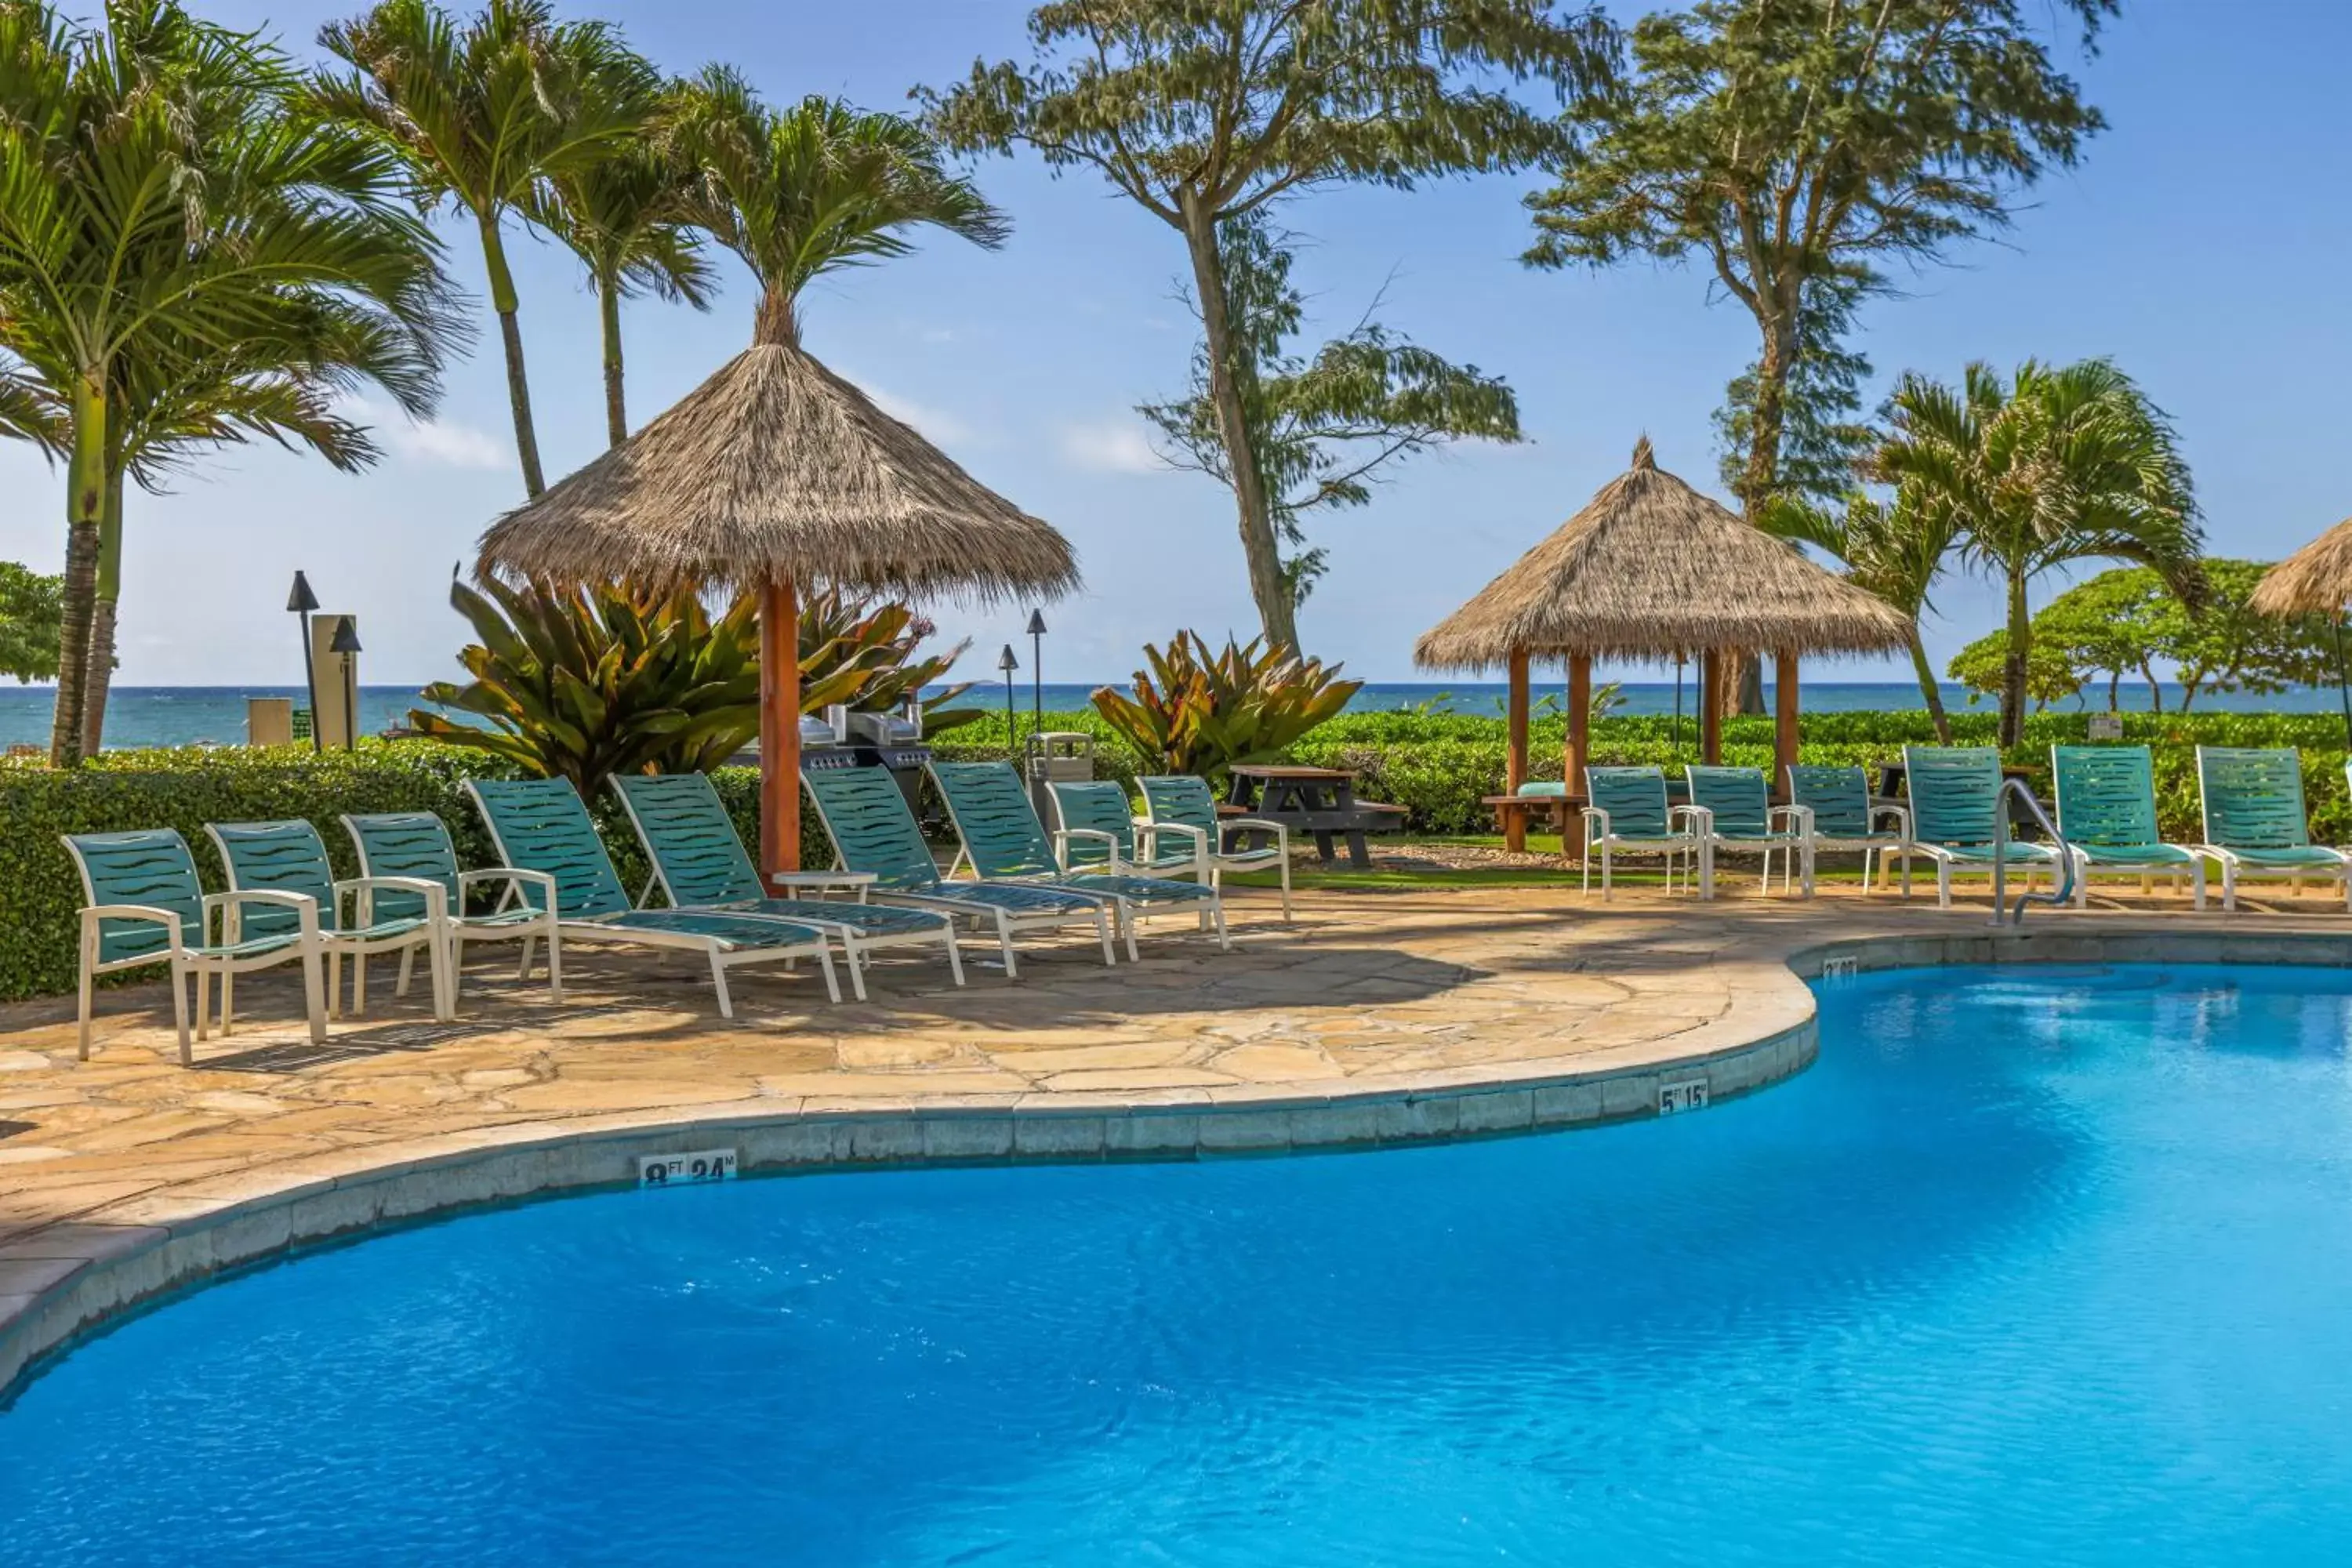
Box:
[4,0,2347,688]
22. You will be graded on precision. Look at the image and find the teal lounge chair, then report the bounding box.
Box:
[343,811,564,1003]
[1581,765,1700,900]
[928,760,1229,958]
[2049,746,2205,910]
[62,828,326,1065]
[1136,774,1294,920]
[610,772,964,997]
[465,778,840,1015]
[1900,746,2063,909]
[802,764,1120,975]
[1047,781,1207,880]
[207,818,454,1023]
[1684,764,1813,898]
[2194,746,2350,911]
[1784,764,1911,895]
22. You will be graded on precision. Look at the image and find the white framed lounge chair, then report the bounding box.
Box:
[1784,764,1911,895]
[1581,765,1702,900]
[1684,764,1813,898]
[465,778,840,1016]
[2194,746,2350,911]
[1137,773,1294,920]
[343,811,564,1004]
[1900,746,2063,909]
[2049,745,2205,909]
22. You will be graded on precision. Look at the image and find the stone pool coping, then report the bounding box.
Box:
[5,901,2350,1403]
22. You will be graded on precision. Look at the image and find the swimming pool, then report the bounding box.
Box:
[5,962,2352,1564]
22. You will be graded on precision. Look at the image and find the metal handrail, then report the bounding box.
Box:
[1987,777,2075,927]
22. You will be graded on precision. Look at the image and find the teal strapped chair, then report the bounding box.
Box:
[610,772,964,996]
[465,779,840,1015]
[1136,774,1293,920]
[207,819,453,1025]
[1900,746,2063,909]
[2193,746,2350,911]
[62,829,327,1065]
[1047,781,1208,880]
[1684,765,1813,898]
[343,811,562,1003]
[801,764,1119,976]
[2049,746,2205,910]
[929,760,1228,958]
[1580,766,1702,900]
[1785,764,1911,895]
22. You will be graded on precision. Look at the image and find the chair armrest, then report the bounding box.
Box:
[1579,807,1611,844]
[1670,804,1711,834]
[1219,816,1292,840]
[1052,827,1124,873]
[204,887,321,943]
[1871,804,1913,837]
[81,904,187,955]
[334,875,449,924]
[458,866,557,915]
[1769,804,1815,834]
[1136,819,1210,866]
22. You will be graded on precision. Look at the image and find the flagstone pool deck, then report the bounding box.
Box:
[5,879,2352,1398]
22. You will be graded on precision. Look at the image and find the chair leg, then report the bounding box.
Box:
[543,918,564,1003]
[1602,845,1613,902]
[2221,861,2238,913]
[994,912,1019,979]
[943,928,967,987]
[517,935,535,982]
[1211,898,1230,952]
[1278,855,1294,921]
[707,951,735,1018]
[352,949,368,1017]
[323,951,339,1021]
[299,948,328,1046]
[1094,906,1117,967]
[220,969,234,1036]
[840,937,869,1003]
[76,938,96,1062]
[169,961,192,1066]
[195,966,211,1043]
[1120,902,1140,963]
[396,944,414,998]
[1936,862,1951,911]
[2191,861,2208,913]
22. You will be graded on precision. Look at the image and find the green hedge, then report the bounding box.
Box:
[0,743,832,1004]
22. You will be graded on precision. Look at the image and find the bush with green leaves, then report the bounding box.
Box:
[1090,632,1360,782]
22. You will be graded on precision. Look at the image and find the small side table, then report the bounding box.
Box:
[768,869,879,903]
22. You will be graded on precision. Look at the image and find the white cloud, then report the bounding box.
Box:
[342,397,509,470]
[1055,418,1163,474]
[862,384,981,448]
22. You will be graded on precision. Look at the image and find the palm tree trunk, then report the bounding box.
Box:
[81,457,125,757]
[1907,626,1952,744]
[49,368,106,768]
[1732,308,1797,720]
[478,217,546,497]
[1178,193,1297,654]
[599,268,627,449]
[1999,567,2031,748]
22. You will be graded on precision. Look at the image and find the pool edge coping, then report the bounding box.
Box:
[6,922,2350,1405]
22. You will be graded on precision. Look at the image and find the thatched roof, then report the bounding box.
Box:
[1414,437,1914,670]
[475,343,1079,601]
[2249,520,2352,617]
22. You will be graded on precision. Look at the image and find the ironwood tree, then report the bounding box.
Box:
[924,0,1613,652]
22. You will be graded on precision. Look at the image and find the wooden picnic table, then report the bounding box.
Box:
[1225,764,1406,869]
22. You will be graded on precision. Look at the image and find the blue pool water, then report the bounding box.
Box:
[5,964,2352,1564]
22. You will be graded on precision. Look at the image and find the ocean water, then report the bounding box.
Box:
[5,964,2352,1564]
[5,680,2347,751]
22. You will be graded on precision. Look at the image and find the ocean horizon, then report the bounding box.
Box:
[5,680,2349,752]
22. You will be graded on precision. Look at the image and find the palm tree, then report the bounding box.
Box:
[670,71,1008,351]
[1873,360,2201,747]
[546,74,714,448]
[1760,492,1962,742]
[316,0,647,494]
[0,0,457,765]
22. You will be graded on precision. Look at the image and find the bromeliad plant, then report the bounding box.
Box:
[797,588,985,734]
[409,578,761,797]
[1091,633,1361,782]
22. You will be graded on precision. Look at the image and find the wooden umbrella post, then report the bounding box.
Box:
[1504,648,1530,851]
[1699,649,1723,764]
[759,575,802,879]
[1773,649,1801,797]
[1567,653,1592,793]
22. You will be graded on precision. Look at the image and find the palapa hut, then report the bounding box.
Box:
[1415,438,1911,848]
[477,343,1078,875]
[2250,518,2352,619]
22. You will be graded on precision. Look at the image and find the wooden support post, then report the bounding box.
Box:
[759,575,801,878]
[1773,649,1800,797]
[1699,649,1723,764]
[1504,648,1530,852]
[1567,653,1592,792]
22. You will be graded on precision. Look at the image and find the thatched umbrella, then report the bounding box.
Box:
[2249,520,2352,746]
[477,343,1078,875]
[1415,437,1911,845]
